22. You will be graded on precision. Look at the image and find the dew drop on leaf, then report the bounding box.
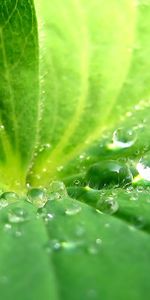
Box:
[65,204,81,216]
[27,188,47,208]
[8,207,28,224]
[98,197,119,215]
[74,179,81,186]
[86,160,132,189]
[47,181,68,200]
[0,192,19,202]
[112,128,136,149]
[87,238,102,255]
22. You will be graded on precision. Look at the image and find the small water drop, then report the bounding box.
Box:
[4,223,12,230]
[56,165,64,172]
[39,143,51,152]
[0,192,19,202]
[8,207,28,224]
[51,239,62,251]
[74,179,81,186]
[48,181,67,200]
[15,230,22,237]
[99,197,119,214]
[65,204,81,216]
[104,223,110,228]
[112,128,136,149]
[87,238,102,255]
[44,213,54,223]
[27,188,47,208]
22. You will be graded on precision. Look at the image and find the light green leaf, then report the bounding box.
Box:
[52,1,150,183]
[30,0,136,186]
[0,0,39,190]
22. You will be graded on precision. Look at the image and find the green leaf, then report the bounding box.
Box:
[67,185,150,234]
[30,0,136,186]
[52,1,150,183]
[0,201,58,300]
[38,194,150,300]
[0,0,39,190]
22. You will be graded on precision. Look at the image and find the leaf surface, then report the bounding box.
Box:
[0,0,39,190]
[0,201,58,300]
[31,0,136,185]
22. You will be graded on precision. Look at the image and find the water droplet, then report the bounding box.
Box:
[74,179,81,186]
[65,204,81,216]
[98,197,119,214]
[39,143,51,152]
[87,238,102,255]
[86,160,132,189]
[27,188,47,208]
[15,230,22,237]
[137,155,150,181]
[44,213,54,223]
[4,223,12,230]
[46,238,83,253]
[48,181,67,200]
[0,192,19,202]
[51,239,62,251]
[8,207,28,224]
[112,128,136,149]
[56,165,64,172]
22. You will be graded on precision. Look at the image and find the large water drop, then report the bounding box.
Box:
[27,188,47,208]
[112,128,136,149]
[86,160,132,189]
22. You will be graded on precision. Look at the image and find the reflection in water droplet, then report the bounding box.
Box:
[65,204,81,216]
[112,128,136,149]
[27,188,47,208]
[137,155,150,181]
